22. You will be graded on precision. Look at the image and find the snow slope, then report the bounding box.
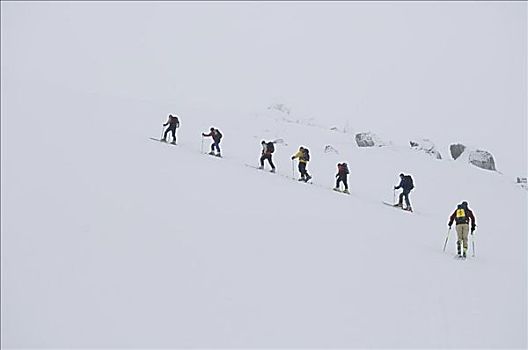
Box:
[1,84,526,348]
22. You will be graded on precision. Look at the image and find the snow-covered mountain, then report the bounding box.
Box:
[1,85,526,348]
[2,2,526,348]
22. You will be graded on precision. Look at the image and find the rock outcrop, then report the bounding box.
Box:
[449,144,466,160]
[355,132,385,147]
[469,149,496,171]
[409,139,442,159]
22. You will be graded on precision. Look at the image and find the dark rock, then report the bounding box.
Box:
[450,144,466,160]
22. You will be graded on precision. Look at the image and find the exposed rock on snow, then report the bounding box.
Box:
[450,143,497,171]
[517,177,528,191]
[324,145,339,154]
[409,139,442,159]
[469,149,496,171]
[450,143,466,160]
[267,103,291,115]
[355,132,385,147]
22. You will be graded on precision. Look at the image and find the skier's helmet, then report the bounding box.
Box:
[261,140,266,144]
[461,201,468,207]
[400,173,404,178]
[210,127,215,131]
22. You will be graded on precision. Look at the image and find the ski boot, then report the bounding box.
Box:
[333,187,340,192]
[393,203,403,208]
[343,189,350,194]
[208,151,215,155]
[258,165,264,170]
[171,140,177,145]
[305,175,312,182]
[404,206,413,212]
[298,177,305,181]
[161,138,167,142]
[270,168,276,173]
[215,152,222,157]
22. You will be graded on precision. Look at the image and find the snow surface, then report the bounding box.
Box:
[1,1,527,349]
[1,86,527,348]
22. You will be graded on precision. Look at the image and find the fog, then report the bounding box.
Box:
[2,1,526,174]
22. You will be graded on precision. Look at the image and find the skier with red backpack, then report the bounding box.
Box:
[448,201,477,258]
[291,146,312,182]
[334,163,350,194]
[259,140,276,172]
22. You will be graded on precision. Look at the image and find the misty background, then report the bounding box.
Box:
[1,2,527,348]
[2,1,526,177]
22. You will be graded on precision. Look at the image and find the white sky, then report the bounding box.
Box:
[2,1,527,175]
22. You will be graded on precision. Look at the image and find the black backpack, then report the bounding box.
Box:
[215,129,223,140]
[267,142,275,153]
[340,163,349,174]
[455,204,468,224]
[404,175,414,190]
[302,148,310,161]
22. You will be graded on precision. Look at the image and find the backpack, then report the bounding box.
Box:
[339,163,349,174]
[455,205,468,224]
[267,142,275,153]
[302,148,310,161]
[404,175,414,190]
[215,129,223,140]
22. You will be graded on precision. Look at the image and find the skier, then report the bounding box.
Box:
[448,201,476,258]
[291,146,312,182]
[202,127,222,157]
[334,163,349,194]
[162,114,180,144]
[393,173,414,211]
[259,140,276,172]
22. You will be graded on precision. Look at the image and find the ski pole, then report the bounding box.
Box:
[443,227,451,252]
[393,188,396,204]
[200,135,204,153]
[160,124,165,140]
[291,159,295,178]
[471,232,476,257]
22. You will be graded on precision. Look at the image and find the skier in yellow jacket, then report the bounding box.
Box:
[291,146,312,182]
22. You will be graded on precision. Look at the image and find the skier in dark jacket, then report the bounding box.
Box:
[259,140,276,172]
[333,163,350,194]
[162,114,180,144]
[448,201,476,258]
[394,173,414,211]
[202,127,222,157]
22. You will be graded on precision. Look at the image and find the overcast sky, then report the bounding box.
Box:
[2,1,526,176]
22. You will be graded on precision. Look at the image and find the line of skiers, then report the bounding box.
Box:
[159,114,478,257]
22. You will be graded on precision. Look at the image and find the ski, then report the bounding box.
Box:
[205,152,222,158]
[333,188,350,195]
[149,137,177,146]
[382,201,413,212]
[244,164,276,173]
